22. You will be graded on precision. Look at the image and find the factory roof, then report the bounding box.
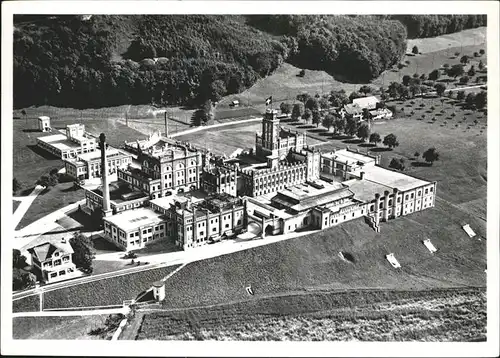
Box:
[103,207,165,232]
[343,178,391,202]
[362,165,431,192]
[322,149,377,166]
[272,181,353,212]
[37,134,82,151]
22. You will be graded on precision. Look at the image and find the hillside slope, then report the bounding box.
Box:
[14,15,406,109]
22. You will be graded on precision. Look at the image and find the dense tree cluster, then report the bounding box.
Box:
[13,249,36,291]
[390,15,486,39]
[14,15,287,108]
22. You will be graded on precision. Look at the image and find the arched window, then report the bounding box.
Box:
[177,163,184,170]
[143,161,148,167]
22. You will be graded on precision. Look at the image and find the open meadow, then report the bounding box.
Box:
[175,121,325,156]
[137,288,485,341]
[13,314,121,340]
[217,27,486,111]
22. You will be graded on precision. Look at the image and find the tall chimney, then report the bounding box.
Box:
[99,133,112,217]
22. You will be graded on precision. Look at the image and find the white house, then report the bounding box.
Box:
[27,237,78,284]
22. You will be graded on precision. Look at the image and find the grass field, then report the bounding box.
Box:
[13,200,21,213]
[92,260,131,276]
[43,265,181,309]
[175,121,325,156]
[217,27,486,110]
[13,295,40,313]
[15,182,84,231]
[138,288,485,341]
[159,194,485,310]
[13,315,114,340]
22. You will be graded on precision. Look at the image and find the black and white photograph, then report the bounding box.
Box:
[1,1,499,357]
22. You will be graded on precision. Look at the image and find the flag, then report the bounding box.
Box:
[265,96,273,106]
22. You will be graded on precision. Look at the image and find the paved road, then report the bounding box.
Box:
[14,199,86,250]
[13,260,170,300]
[13,306,129,318]
[12,185,45,230]
[170,116,263,138]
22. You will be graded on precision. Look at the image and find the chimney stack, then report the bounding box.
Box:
[99,133,112,217]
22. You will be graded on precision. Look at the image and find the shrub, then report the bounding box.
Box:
[389,158,405,171]
[298,69,306,77]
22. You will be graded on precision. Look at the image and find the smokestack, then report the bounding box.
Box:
[99,133,112,217]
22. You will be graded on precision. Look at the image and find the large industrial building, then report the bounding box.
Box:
[88,108,435,252]
[36,124,98,159]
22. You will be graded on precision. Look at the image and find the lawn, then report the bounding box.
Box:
[15,182,84,231]
[13,294,40,313]
[175,121,325,156]
[159,193,485,310]
[92,260,130,276]
[317,95,487,213]
[13,315,116,340]
[13,200,21,213]
[138,288,485,341]
[43,264,181,309]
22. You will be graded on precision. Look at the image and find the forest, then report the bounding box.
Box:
[13,14,485,109]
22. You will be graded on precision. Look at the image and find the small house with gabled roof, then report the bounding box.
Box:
[27,236,77,283]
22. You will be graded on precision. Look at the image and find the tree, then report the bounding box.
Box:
[296,93,310,103]
[190,109,208,127]
[312,110,321,127]
[428,69,440,81]
[422,147,439,165]
[456,90,465,101]
[280,102,292,115]
[420,73,427,81]
[322,114,335,131]
[468,65,476,77]
[409,84,420,98]
[305,97,319,112]
[459,76,469,85]
[329,90,349,107]
[369,132,381,146]
[70,232,95,274]
[359,85,372,95]
[475,91,487,110]
[333,117,345,134]
[473,52,479,58]
[383,133,399,149]
[345,117,359,137]
[357,123,370,142]
[302,108,312,123]
[208,80,226,103]
[362,108,373,123]
[414,151,420,159]
[434,83,446,97]
[13,178,23,194]
[349,91,363,102]
[291,102,304,121]
[389,158,406,171]
[460,55,469,65]
[402,75,411,86]
[412,45,419,55]
[319,97,329,110]
[479,49,485,55]
[465,93,476,109]
[37,174,58,188]
[447,64,464,78]
[454,51,460,57]
[397,63,404,70]
[298,69,306,77]
[478,60,485,71]
[13,249,27,269]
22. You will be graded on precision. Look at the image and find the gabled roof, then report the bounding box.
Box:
[27,239,74,261]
